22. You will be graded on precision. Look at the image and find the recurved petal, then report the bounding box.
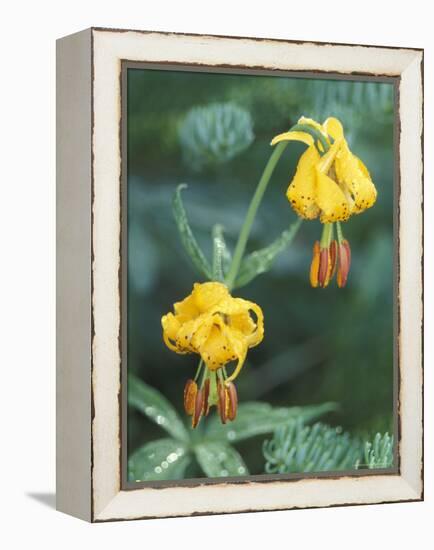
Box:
[173,292,199,322]
[271,130,315,147]
[191,281,229,313]
[161,313,181,340]
[323,117,345,141]
[229,311,256,336]
[315,170,351,223]
[213,296,250,316]
[175,314,209,353]
[162,313,186,353]
[356,156,371,179]
[163,331,185,353]
[335,148,377,214]
[353,157,377,212]
[222,328,248,384]
[243,302,264,348]
[286,146,321,220]
[216,297,264,348]
[197,319,233,370]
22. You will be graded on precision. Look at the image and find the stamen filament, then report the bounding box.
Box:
[320,223,333,249]
[193,359,204,382]
[217,368,225,384]
[200,362,208,389]
[336,221,344,245]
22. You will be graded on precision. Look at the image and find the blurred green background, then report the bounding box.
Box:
[127,68,395,477]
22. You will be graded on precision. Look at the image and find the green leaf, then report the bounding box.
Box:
[128,373,190,442]
[234,218,302,288]
[173,184,212,279]
[195,442,249,478]
[128,438,191,482]
[205,401,337,443]
[212,224,231,281]
[263,420,363,474]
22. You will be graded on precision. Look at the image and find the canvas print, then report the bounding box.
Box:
[125,67,396,484]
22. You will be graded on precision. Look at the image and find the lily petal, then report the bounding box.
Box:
[335,146,377,213]
[286,146,321,220]
[244,302,264,347]
[271,130,314,147]
[161,313,186,353]
[173,293,199,323]
[220,324,248,384]
[197,318,233,370]
[315,170,351,223]
[323,117,344,141]
[191,281,229,313]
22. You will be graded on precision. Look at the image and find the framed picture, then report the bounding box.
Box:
[56,27,423,522]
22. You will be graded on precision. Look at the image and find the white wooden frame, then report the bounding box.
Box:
[56,27,423,522]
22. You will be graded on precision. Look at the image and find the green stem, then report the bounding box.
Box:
[290,123,330,155]
[225,141,288,288]
[336,221,344,244]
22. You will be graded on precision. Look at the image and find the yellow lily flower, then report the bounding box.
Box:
[161,281,264,427]
[271,116,377,288]
[271,116,377,223]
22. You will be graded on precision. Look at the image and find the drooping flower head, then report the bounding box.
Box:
[161,282,264,427]
[271,116,377,287]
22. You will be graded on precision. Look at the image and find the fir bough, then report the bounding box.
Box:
[263,420,394,474]
[178,102,254,171]
[356,432,394,469]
